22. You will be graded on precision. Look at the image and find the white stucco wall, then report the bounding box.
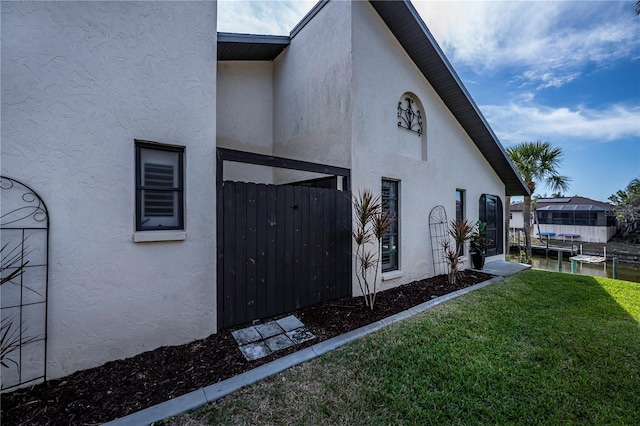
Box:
[217,61,275,183]
[272,0,353,185]
[2,1,217,382]
[350,2,506,292]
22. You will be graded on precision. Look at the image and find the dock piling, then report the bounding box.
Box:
[557,252,562,272]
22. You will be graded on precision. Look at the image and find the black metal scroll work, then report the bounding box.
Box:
[429,205,449,276]
[0,176,49,391]
[397,97,423,135]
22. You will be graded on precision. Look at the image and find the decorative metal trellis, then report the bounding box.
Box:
[0,176,49,391]
[397,96,423,136]
[429,205,449,276]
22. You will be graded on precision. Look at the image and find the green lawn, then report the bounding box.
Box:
[174,270,640,425]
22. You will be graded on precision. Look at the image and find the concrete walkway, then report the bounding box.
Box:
[105,260,529,426]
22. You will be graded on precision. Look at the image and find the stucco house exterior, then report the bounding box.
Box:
[511,197,616,243]
[1,0,527,391]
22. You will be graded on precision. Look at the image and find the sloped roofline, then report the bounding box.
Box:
[217,0,530,196]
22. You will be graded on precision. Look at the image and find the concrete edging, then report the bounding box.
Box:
[104,274,509,426]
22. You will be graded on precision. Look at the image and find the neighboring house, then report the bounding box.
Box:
[510,197,616,243]
[509,202,527,231]
[1,0,528,390]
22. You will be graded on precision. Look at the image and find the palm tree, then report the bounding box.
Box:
[506,141,571,258]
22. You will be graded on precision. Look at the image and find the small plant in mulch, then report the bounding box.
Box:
[352,189,393,310]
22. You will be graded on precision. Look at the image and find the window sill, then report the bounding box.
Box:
[382,270,403,281]
[133,230,186,243]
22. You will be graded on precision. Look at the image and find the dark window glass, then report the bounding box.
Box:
[456,189,465,254]
[382,179,399,272]
[479,194,503,256]
[455,190,464,223]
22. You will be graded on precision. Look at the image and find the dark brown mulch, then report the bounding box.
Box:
[1,270,493,425]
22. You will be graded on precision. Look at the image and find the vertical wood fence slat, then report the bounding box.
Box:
[323,189,337,300]
[299,186,310,309]
[336,190,350,297]
[284,185,295,312]
[245,183,257,322]
[266,185,278,318]
[317,189,327,304]
[308,188,320,305]
[293,186,303,309]
[275,185,287,315]
[255,184,268,320]
[223,182,237,327]
[235,182,248,325]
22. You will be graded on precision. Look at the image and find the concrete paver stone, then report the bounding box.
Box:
[276,315,304,331]
[239,341,272,361]
[254,321,284,339]
[231,326,262,345]
[286,328,315,344]
[265,334,294,351]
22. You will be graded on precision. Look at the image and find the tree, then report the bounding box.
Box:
[506,141,571,258]
[609,178,640,243]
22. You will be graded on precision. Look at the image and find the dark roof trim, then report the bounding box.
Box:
[369,1,529,196]
[217,32,290,44]
[290,0,329,38]
[217,32,290,61]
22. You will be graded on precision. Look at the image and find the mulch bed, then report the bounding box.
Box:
[1,270,493,425]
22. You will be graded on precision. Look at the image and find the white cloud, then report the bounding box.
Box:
[218,0,315,35]
[414,1,640,89]
[481,102,640,145]
[521,71,580,90]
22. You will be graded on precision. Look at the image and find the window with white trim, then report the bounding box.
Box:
[135,141,184,231]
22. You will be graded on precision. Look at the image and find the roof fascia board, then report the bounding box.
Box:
[290,0,330,38]
[217,32,290,45]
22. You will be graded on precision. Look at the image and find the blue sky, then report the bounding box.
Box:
[218,0,640,203]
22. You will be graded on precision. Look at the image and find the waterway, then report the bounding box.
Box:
[517,253,640,283]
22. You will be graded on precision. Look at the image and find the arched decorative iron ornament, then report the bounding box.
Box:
[1,176,49,391]
[397,97,423,136]
[429,205,449,276]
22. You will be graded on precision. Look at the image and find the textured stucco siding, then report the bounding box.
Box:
[350,2,506,292]
[217,61,275,183]
[272,0,353,184]
[1,1,217,380]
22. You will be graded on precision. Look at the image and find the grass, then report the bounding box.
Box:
[172,270,640,425]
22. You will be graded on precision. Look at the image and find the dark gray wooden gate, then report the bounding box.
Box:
[217,149,352,329]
